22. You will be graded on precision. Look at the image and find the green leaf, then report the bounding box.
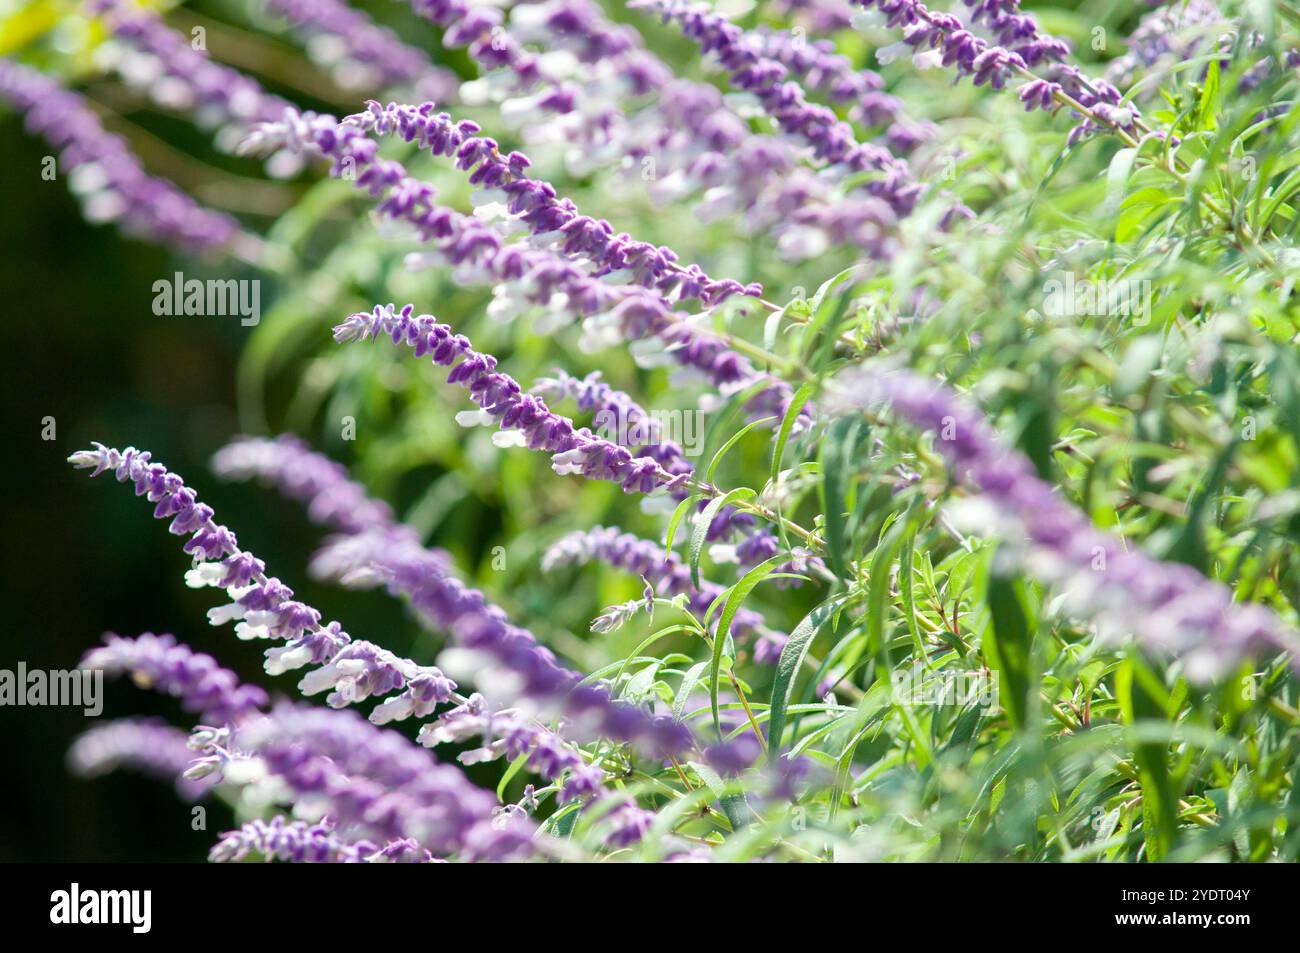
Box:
[709,555,785,737]
[689,487,755,590]
[865,500,921,672]
[771,380,818,486]
[663,492,698,556]
[1197,53,1220,132]
[899,526,930,667]
[496,753,530,801]
[674,660,710,721]
[1104,148,1138,223]
[1116,655,1177,862]
[705,416,777,485]
[1163,436,1238,572]
[820,416,867,581]
[983,553,1034,729]
[768,598,843,757]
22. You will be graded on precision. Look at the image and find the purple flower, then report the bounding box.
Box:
[334,304,688,495]
[262,0,458,96]
[304,525,698,758]
[81,632,268,726]
[213,434,396,534]
[68,718,215,800]
[67,443,460,714]
[347,100,761,305]
[855,0,1140,143]
[603,802,655,848]
[241,703,535,859]
[213,436,617,797]
[407,0,884,258]
[704,732,763,775]
[209,816,429,863]
[632,0,922,217]
[0,58,238,251]
[240,108,798,418]
[541,526,780,645]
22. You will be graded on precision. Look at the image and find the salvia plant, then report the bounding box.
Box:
[5,0,1300,864]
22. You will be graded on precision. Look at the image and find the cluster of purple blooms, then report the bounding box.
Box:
[88,0,292,134]
[0,58,238,251]
[209,815,435,863]
[260,0,459,97]
[238,102,802,426]
[334,303,688,494]
[76,628,525,859]
[8,0,1298,862]
[633,0,923,217]
[67,718,215,800]
[857,0,1140,143]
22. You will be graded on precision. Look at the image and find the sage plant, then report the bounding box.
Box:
[5,0,1300,865]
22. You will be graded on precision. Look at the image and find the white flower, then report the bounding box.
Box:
[551,448,587,476]
[456,408,496,428]
[234,609,280,641]
[264,642,314,676]
[207,598,250,627]
[458,745,504,766]
[492,430,528,448]
[876,41,911,66]
[184,562,227,589]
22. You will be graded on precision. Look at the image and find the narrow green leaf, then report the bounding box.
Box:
[865,500,920,671]
[709,555,785,737]
[1117,655,1177,862]
[983,554,1034,729]
[820,416,867,580]
[496,753,529,801]
[663,492,698,555]
[768,598,842,757]
[674,660,710,721]
[771,380,818,486]
[689,487,755,590]
[705,416,777,485]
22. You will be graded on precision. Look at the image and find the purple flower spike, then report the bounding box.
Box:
[81,632,268,726]
[831,365,1300,680]
[68,718,215,800]
[240,108,797,420]
[541,526,782,648]
[305,525,699,759]
[262,0,458,96]
[209,816,433,863]
[212,434,395,534]
[0,59,238,252]
[67,443,459,716]
[213,435,611,798]
[855,0,1141,143]
[335,304,689,495]
[88,0,290,132]
[347,101,762,305]
[241,703,536,859]
[632,0,922,216]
